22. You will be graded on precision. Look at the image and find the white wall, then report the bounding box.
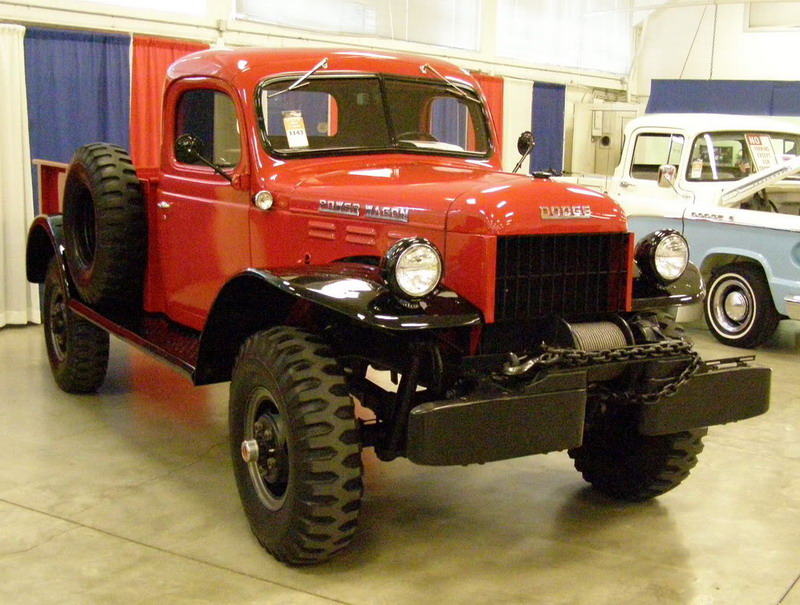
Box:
[501,79,533,173]
[633,3,800,101]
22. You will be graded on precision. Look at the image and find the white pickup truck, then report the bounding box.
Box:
[560,113,800,348]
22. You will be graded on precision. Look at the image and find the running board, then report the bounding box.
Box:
[70,300,200,378]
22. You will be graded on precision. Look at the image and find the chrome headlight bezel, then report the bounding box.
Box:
[382,237,443,302]
[635,229,690,284]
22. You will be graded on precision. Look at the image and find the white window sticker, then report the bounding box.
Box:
[283,110,309,148]
[691,157,703,179]
[745,134,777,172]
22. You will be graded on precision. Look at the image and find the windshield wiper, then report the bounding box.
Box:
[268,57,328,98]
[420,63,477,101]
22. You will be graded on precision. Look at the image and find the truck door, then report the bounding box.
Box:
[157,80,251,331]
[611,129,689,239]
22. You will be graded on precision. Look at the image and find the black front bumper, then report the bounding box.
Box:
[405,357,770,466]
[638,359,770,435]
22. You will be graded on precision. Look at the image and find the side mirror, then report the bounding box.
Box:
[513,131,535,174]
[657,164,677,188]
[175,134,205,164]
[517,131,534,155]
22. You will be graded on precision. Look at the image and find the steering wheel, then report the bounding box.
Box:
[396,131,438,142]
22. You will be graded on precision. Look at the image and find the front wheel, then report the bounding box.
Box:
[704,263,780,348]
[229,327,363,565]
[568,407,706,501]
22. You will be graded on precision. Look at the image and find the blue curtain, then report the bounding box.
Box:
[646,79,800,116]
[531,82,565,173]
[431,98,467,148]
[24,27,131,171]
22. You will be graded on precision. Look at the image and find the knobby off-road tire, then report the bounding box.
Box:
[229,327,363,565]
[62,143,146,311]
[568,407,707,502]
[43,259,109,393]
[704,262,780,348]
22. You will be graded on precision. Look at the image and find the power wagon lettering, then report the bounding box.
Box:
[319,199,360,216]
[319,200,411,222]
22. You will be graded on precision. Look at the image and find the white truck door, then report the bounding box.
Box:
[611,129,690,240]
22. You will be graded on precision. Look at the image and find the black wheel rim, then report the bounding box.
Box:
[73,188,96,269]
[47,288,69,362]
[244,386,289,510]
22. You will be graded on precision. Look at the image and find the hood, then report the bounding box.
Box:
[719,155,800,207]
[446,173,627,235]
[271,156,626,235]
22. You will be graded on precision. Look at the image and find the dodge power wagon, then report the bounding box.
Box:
[26,49,770,565]
[562,113,800,348]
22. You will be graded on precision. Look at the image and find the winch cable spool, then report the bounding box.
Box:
[503,318,701,404]
[570,321,629,351]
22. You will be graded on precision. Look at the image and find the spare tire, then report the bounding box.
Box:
[62,143,146,311]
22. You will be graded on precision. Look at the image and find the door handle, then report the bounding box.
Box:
[157,201,172,210]
[619,180,634,189]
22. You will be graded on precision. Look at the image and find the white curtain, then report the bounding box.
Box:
[0,24,40,326]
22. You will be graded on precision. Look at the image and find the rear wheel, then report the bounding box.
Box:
[704,263,779,348]
[229,327,363,565]
[43,259,109,393]
[568,407,706,501]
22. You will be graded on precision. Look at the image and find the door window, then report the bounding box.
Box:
[629,133,684,180]
[176,89,242,167]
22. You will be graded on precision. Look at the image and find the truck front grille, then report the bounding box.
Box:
[495,233,631,321]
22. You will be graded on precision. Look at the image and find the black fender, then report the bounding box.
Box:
[259,264,483,330]
[195,263,483,385]
[26,215,65,284]
[632,261,705,311]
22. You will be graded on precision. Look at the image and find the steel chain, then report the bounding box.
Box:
[504,340,702,405]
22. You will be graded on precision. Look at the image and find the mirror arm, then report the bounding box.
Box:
[513,131,535,174]
[194,155,234,184]
[513,145,534,174]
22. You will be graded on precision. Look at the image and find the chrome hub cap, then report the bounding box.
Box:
[710,275,755,335]
[241,439,259,463]
[723,291,748,323]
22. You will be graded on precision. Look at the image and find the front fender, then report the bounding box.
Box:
[259,264,483,331]
[26,215,64,283]
[632,262,705,311]
[194,263,483,385]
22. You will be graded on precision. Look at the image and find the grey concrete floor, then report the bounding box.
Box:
[0,321,798,605]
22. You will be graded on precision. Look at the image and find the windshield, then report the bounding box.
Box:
[686,131,800,182]
[257,75,491,157]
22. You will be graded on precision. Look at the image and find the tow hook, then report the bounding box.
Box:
[503,352,537,376]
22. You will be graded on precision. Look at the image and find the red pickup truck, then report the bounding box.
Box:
[26,47,770,565]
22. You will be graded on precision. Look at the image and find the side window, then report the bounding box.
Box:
[176,89,241,167]
[630,133,684,180]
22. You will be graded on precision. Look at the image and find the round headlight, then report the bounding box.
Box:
[636,229,689,284]
[383,238,443,300]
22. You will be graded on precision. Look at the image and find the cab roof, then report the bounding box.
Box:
[626,113,800,136]
[167,47,479,92]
